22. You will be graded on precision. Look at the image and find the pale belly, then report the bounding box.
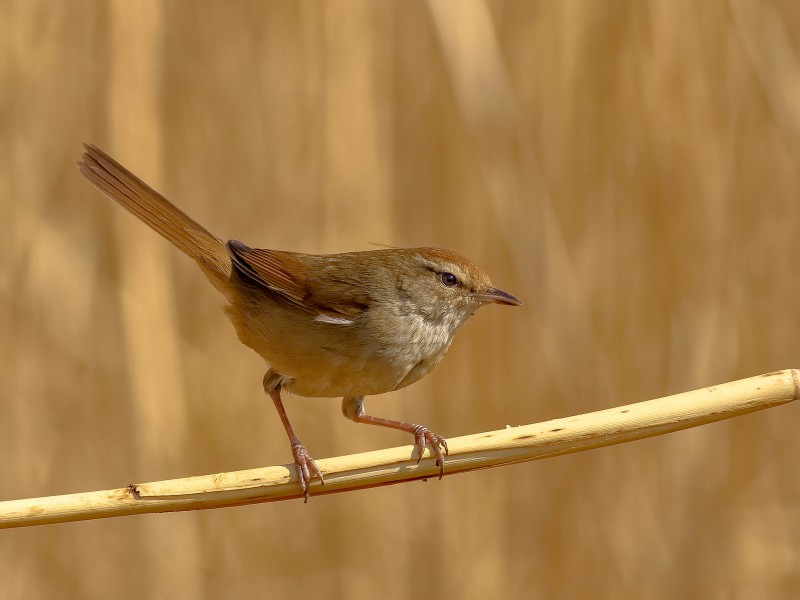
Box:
[229,297,462,398]
[285,314,458,398]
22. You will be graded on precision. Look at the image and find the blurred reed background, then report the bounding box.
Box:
[2,0,800,598]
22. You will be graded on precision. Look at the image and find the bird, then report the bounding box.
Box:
[77,143,521,501]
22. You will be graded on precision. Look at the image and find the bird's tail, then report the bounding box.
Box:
[78,143,232,291]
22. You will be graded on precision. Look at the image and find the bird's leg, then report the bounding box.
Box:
[342,396,449,478]
[264,371,323,502]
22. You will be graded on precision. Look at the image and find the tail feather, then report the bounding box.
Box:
[77,144,232,290]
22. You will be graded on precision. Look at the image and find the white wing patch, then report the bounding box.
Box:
[314,313,355,326]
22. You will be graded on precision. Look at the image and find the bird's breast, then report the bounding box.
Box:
[227,292,465,398]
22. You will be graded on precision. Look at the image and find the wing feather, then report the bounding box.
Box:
[227,241,371,318]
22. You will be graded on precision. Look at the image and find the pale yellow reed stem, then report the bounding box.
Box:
[1,369,796,529]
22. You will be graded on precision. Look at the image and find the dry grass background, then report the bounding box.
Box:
[2,0,800,597]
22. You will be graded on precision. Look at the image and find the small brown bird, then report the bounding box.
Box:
[78,144,520,500]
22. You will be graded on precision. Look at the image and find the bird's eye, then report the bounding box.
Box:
[439,272,459,287]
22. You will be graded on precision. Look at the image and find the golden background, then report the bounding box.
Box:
[3,1,800,597]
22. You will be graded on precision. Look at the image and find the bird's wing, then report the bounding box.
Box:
[227,240,370,319]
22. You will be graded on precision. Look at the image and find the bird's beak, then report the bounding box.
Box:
[471,287,522,306]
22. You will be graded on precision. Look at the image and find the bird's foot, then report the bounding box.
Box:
[411,425,449,479]
[291,443,324,502]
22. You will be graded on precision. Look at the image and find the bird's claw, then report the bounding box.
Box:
[411,425,449,479]
[291,443,324,502]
